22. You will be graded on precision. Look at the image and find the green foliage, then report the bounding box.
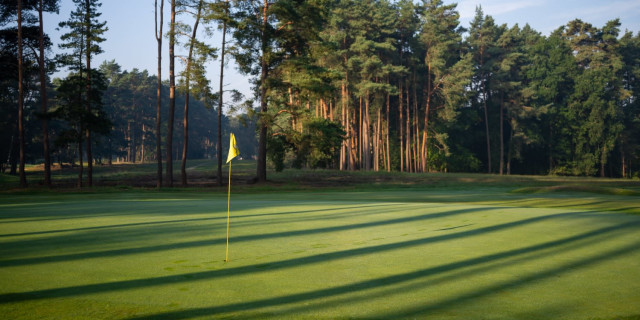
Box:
[267,134,287,172]
[57,0,107,70]
[267,118,344,171]
[303,118,345,168]
[51,69,111,148]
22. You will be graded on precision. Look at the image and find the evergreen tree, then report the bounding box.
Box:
[57,0,107,187]
[417,0,472,172]
[154,0,164,188]
[233,0,326,179]
[564,19,625,176]
[51,70,111,187]
[525,28,576,174]
[467,6,502,173]
[618,31,640,177]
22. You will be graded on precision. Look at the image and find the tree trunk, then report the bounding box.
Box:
[499,93,504,175]
[17,0,27,188]
[600,145,606,178]
[38,0,51,187]
[412,76,418,172]
[385,91,390,172]
[166,0,176,187]
[340,79,350,171]
[141,123,146,162]
[421,65,431,173]
[364,94,371,171]
[181,0,203,187]
[548,120,553,174]
[399,83,404,172]
[78,139,83,188]
[404,79,418,172]
[375,107,381,171]
[155,0,163,188]
[85,0,93,187]
[621,146,626,178]
[507,122,513,175]
[217,0,228,187]
[483,79,491,174]
[422,100,430,173]
[257,0,268,182]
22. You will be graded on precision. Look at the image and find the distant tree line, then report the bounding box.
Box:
[1,0,257,188]
[2,0,640,190]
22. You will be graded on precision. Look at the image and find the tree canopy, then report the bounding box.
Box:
[3,0,640,185]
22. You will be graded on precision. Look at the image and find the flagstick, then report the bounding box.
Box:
[225,160,232,262]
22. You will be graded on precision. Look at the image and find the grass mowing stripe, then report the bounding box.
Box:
[122,222,640,319]
[1,209,632,302]
[0,205,571,268]
[1,191,639,319]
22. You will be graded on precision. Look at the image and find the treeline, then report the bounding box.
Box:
[254,0,640,178]
[2,0,640,190]
[1,60,257,174]
[1,0,257,188]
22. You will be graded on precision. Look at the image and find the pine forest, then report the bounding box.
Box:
[2,0,640,188]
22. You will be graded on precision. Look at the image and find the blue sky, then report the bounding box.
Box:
[44,0,640,99]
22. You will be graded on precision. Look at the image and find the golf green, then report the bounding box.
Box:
[1,191,639,319]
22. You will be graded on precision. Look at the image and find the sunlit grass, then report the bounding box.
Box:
[1,190,639,319]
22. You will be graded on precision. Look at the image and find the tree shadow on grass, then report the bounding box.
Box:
[122,222,639,319]
[1,210,630,306]
[0,203,399,239]
[0,204,490,267]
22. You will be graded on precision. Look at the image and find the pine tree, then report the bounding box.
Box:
[154,0,163,188]
[167,0,176,187]
[58,0,107,187]
[618,31,640,177]
[525,28,576,174]
[468,6,502,173]
[564,19,625,176]
[35,0,60,187]
[417,0,472,173]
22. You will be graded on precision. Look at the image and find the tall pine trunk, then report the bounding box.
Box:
[482,76,492,174]
[181,0,203,186]
[77,138,83,188]
[385,90,390,172]
[363,93,371,171]
[217,0,228,187]
[499,93,504,175]
[155,0,163,188]
[412,75,418,172]
[257,0,268,182]
[38,0,51,187]
[399,81,404,172]
[166,0,176,187]
[17,0,27,188]
[85,0,93,187]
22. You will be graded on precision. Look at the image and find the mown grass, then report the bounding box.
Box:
[1,164,640,319]
[1,160,639,319]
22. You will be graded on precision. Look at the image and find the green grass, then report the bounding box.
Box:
[1,187,640,319]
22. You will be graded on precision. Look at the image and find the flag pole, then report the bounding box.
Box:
[224,132,239,262]
[225,160,232,262]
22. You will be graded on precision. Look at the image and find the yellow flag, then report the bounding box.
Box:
[226,133,239,163]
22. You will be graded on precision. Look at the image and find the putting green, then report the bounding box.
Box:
[1,191,639,319]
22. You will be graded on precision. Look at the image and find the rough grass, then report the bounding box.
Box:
[512,185,640,196]
[1,188,640,319]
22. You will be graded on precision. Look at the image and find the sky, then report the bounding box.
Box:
[43,0,640,99]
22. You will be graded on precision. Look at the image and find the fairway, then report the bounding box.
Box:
[1,190,639,319]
